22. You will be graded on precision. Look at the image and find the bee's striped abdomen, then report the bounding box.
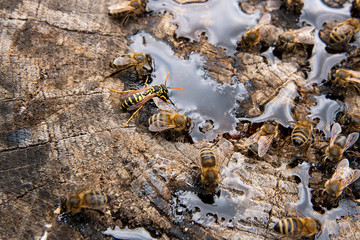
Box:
[274,218,302,236]
[200,148,216,168]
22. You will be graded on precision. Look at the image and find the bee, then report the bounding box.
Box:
[148,112,192,133]
[351,0,360,18]
[109,72,182,127]
[324,123,359,162]
[240,13,277,47]
[55,190,108,215]
[199,148,220,192]
[320,18,360,51]
[110,52,153,78]
[278,26,315,46]
[274,217,322,238]
[108,0,147,28]
[282,0,304,16]
[244,121,279,157]
[291,119,313,147]
[333,68,360,91]
[324,158,360,200]
[348,114,360,131]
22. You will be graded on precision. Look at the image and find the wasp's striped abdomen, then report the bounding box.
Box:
[121,92,146,110]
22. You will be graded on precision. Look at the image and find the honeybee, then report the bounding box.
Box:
[291,119,313,147]
[278,26,315,46]
[148,112,192,132]
[199,148,220,191]
[274,217,322,238]
[347,114,360,131]
[351,0,360,18]
[324,123,359,162]
[320,18,360,51]
[244,121,279,157]
[108,0,147,28]
[333,69,360,91]
[110,52,153,78]
[282,0,304,16]
[239,13,278,48]
[324,158,360,199]
[55,190,108,215]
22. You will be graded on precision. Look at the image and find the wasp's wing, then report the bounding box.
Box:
[126,92,157,111]
[153,97,177,113]
[244,131,261,146]
[342,132,359,153]
[108,2,134,15]
[258,135,274,157]
[149,120,177,132]
[330,123,342,146]
[118,86,152,101]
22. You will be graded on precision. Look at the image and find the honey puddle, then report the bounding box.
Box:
[129,32,248,141]
[148,0,259,52]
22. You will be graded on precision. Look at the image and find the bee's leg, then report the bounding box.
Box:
[108,88,134,93]
[123,106,143,127]
[121,14,131,31]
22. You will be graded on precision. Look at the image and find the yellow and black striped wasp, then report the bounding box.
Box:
[109,72,182,127]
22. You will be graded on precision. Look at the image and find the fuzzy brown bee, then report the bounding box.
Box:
[108,0,147,28]
[291,120,313,147]
[244,122,279,157]
[274,217,322,238]
[199,148,220,192]
[110,52,153,78]
[148,112,192,132]
[324,158,360,200]
[56,190,108,215]
[324,123,359,162]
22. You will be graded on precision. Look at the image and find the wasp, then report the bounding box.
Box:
[274,217,322,238]
[109,72,182,127]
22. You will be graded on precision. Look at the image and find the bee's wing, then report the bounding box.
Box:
[148,118,176,132]
[294,27,315,44]
[331,159,350,182]
[257,135,274,157]
[112,56,137,67]
[153,97,177,113]
[330,123,342,146]
[342,169,360,190]
[244,131,261,146]
[347,78,360,84]
[342,132,359,153]
[108,2,134,15]
[258,13,271,25]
